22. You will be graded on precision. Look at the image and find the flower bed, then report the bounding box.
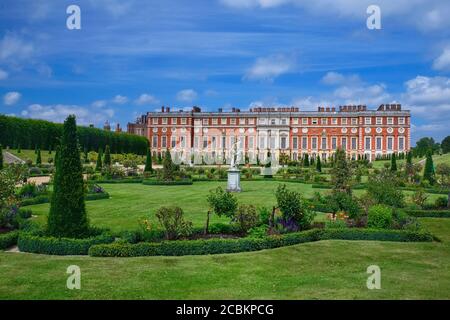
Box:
[89,228,434,257]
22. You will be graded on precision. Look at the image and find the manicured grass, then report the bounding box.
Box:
[26,181,443,233]
[433,153,450,167]
[8,149,54,164]
[0,218,448,299]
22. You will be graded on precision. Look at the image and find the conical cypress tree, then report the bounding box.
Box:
[36,148,42,166]
[390,153,397,171]
[103,145,111,167]
[48,145,52,154]
[95,148,103,171]
[316,156,322,172]
[144,147,153,172]
[310,156,315,166]
[0,144,3,170]
[17,144,21,153]
[423,150,435,184]
[303,154,309,167]
[406,151,412,166]
[34,145,38,154]
[47,115,89,238]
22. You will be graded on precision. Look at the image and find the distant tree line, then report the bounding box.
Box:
[0,115,148,155]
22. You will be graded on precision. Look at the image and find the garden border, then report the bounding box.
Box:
[89,228,434,257]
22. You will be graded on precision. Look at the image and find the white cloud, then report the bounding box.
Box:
[322,72,361,86]
[91,100,107,108]
[112,95,128,104]
[0,33,34,62]
[3,92,21,106]
[244,54,295,82]
[0,69,8,80]
[21,104,115,126]
[135,93,159,105]
[176,89,198,103]
[221,0,290,8]
[433,48,450,72]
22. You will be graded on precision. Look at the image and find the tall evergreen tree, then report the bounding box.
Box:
[36,148,42,166]
[17,144,21,153]
[144,147,153,172]
[162,149,175,181]
[95,148,103,171]
[331,148,353,194]
[103,145,111,167]
[48,145,52,154]
[390,153,397,171]
[34,145,38,154]
[47,115,89,238]
[303,154,309,167]
[316,155,322,172]
[423,150,435,184]
[0,144,3,170]
[406,151,412,166]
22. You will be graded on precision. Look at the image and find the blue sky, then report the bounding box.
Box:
[1,0,450,143]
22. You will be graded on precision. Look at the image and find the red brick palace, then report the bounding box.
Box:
[127,104,410,164]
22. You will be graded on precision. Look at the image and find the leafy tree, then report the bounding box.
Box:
[0,144,3,170]
[414,137,439,157]
[95,148,103,172]
[275,184,315,230]
[436,163,450,208]
[441,136,450,154]
[316,156,322,172]
[47,115,89,238]
[36,148,42,166]
[331,148,352,194]
[144,147,153,172]
[206,187,238,219]
[390,153,397,171]
[325,192,361,219]
[423,150,435,184]
[103,145,111,167]
[367,169,405,208]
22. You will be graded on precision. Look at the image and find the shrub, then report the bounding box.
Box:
[275,184,315,230]
[325,191,361,219]
[325,220,347,229]
[155,206,193,240]
[0,230,19,249]
[367,170,405,207]
[258,206,271,224]
[29,167,42,175]
[368,205,393,229]
[247,225,269,238]
[410,189,428,208]
[206,187,238,219]
[435,197,448,209]
[232,204,259,233]
[18,231,114,255]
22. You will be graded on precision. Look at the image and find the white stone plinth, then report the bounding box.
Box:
[227,168,241,192]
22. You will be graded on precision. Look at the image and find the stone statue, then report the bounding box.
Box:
[227,138,241,192]
[230,138,240,169]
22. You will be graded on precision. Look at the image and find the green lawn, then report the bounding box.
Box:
[8,149,54,164]
[26,181,443,233]
[0,217,448,299]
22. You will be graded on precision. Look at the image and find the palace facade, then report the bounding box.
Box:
[127,104,411,163]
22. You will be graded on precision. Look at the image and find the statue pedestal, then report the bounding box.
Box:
[227,168,241,192]
[261,167,273,178]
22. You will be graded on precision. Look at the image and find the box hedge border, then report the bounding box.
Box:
[20,192,110,206]
[405,210,450,218]
[0,231,19,250]
[142,179,193,186]
[89,228,434,257]
[18,232,114,255]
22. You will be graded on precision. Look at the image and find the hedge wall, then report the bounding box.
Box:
[89,228,434,257]
[142,179,193,186]
[20,192,109,207]
[0,114,148,155]
[0,231,19,250]
[18,232,114,255]
[405,210,450,218]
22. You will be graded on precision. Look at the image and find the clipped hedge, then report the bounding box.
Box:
[85,192,110,201]
[405,210,450,218]
[89,228,433,257]
[0,231,19,250]
[88,178,143,184]
[142,179,193,186]
[20,192,109,206]
[18,232,114,255]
